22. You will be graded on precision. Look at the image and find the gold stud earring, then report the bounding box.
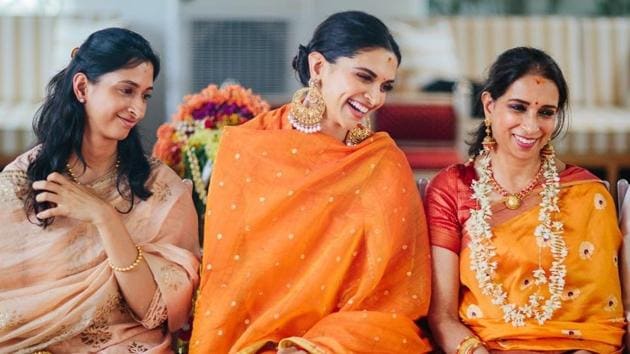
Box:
[288,78,325,133]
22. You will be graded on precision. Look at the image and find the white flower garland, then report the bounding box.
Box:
[186,147,207,205]
[468,151,567,327]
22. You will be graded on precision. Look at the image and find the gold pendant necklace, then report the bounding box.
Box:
[504,194,521,210]
[488,160,543,209]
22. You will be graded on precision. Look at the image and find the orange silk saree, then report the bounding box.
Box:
[427,163,625,352]
[190,105,432,354]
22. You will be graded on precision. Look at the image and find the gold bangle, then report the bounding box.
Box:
[108,245,143,272]
[456,335,483,354]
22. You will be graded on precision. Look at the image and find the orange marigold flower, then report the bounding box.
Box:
[157,124,175,140]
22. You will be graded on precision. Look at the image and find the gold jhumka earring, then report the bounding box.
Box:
[541,141,555,157]
[345,118,373,146]
[482,118,497,151]
[288,78,325,133]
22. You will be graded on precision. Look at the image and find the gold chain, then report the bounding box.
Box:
[487,160,543,209]
[66,159,120,184]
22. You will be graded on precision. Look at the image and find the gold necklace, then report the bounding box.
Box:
[66,159,120,184]
[487,160,543,209]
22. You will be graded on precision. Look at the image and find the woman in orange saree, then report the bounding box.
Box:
[190,11,432,354]
[427,47,625,353]
[0,28,200,353]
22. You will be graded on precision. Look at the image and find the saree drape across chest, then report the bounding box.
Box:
[190,105,432,354]
[0,149,200,353]
[426,163,625,352]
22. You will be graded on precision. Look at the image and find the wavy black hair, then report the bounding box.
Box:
[292,10,401,86]
[468,47,569,157]
[25,27,160,227]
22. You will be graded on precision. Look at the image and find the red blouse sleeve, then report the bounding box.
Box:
[425,165,462,254]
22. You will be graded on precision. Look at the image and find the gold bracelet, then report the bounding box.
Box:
[456,335,483,354]
[108,245,143,272]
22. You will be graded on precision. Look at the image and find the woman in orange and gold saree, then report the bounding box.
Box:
[0,28,200,353]
[189,11,432,354]
[426,47,625,353]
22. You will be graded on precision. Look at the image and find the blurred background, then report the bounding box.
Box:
[0,0,629,195]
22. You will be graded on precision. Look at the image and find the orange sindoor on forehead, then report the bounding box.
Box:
[535,78,542,85]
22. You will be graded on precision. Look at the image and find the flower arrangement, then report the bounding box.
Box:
[153,83,270,216]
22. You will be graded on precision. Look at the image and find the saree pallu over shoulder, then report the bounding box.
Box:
[427,163,625,352]
[190,105,432,354]
[0,148,201,354]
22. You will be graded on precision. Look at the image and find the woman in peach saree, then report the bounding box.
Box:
[190,11,432,354]
[427,47,625,353]
[0,28,199,353]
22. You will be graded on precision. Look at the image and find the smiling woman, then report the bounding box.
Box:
[0,28,200,353]
[426,47,624,353]
[189,11,433,354]
[75,62,154,153]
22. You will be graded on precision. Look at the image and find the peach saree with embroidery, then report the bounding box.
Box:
[0,149,200,353]
[426,163,625,352]
[190,105,432,354]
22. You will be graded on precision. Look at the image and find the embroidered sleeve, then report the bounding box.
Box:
[0,171,27,204]
[134,288,168,329]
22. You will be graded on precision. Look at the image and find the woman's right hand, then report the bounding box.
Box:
[33,172,114,224]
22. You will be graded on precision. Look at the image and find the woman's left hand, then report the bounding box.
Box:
[32,172,114,224]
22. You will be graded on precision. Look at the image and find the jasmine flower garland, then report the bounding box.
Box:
[468,150,567,327]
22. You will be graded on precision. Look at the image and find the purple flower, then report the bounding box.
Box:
[192,107,207,120]
[224,104,237,115]
[239,108,252,118]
